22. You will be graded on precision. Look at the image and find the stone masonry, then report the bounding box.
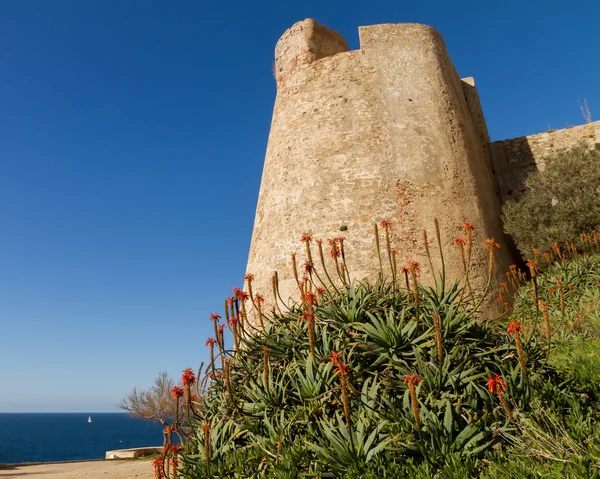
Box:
[244,19,599,321]
[490,121,600,203]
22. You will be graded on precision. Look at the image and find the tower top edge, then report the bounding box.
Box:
[273,20,444,88]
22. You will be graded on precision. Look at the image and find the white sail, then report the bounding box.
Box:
[88,416,92,423]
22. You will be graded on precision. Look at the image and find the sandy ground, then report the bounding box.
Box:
[0,460,153,479]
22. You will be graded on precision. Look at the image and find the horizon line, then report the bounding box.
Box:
[0,411,128,414]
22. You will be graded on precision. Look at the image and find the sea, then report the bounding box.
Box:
[0,413,164,464]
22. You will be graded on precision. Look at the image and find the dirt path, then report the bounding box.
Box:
[0,460,153,479]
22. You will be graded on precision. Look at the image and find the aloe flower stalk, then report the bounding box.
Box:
[527,260,539,308]
[171,387,183,426]
[338,363,351,427]
[316,238,338,292]
[302,232,329,290]
[224,297,230,326]
[462,222,474,267]
[338,236,350,282]
[433,315,444,367]
[271,272,283,314]
[422,229,434,275]
[228,315,240,350]
[291,252,302,295]
[539,301,552,347]
[209,313,222,351]
[254,294,265,332]
[557,280,566,326]
[388,252,397,285]
[486,375,512,419]
[507,321,528,374]
[217,324,226,365]
[205,337,217,372]
[485,238,500,277]
[403,374,422,428]
[454,237,467,273]
[263,345,270,389]
[374,223,384,280]
[233,288,250,332]
[339,261,347,282]
[401,266,410,290]
[434,218,445,277]
[244,273,254,299]
[552,242,564,262]
[380,220,394,279]
[331,352,352,427]
[224,359,233,401]
[328,238,345,284]
[301,232,314,264]
[152,456,165,479]
[408,261,421,306]
[203,420,211,474]
[303,291,318,356]
[181,368,196,410]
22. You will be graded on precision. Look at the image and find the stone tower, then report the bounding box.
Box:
[245,19,515,317]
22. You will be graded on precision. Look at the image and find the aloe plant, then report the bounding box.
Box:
[167,225,600,478]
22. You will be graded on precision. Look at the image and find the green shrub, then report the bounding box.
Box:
[502,144,600,257]
[157,226,600,478]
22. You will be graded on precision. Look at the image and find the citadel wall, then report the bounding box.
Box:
[245,19,514,316]
[245,19,598,321]
[490,121,600,203]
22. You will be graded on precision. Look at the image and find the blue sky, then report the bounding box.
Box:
[0,1,598,412]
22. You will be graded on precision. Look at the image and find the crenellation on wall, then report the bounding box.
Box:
[490,121,600,203]
[274,18,349,89]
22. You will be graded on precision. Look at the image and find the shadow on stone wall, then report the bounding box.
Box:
[490,136,537,203]
[488,138,537,267]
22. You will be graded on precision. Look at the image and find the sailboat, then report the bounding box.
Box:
[88,415,92,423]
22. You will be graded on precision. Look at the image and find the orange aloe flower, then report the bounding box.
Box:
[171,386,184,399]
[403,374,421,386]
[181,368,196,387]
[300,232,313,243]
[303,291,318,305]
[304,260,313,274]
[408,261,421,273]
[486,374,506,394]
[485,238,500,250]
[233,287,249,301]
[328,238,341,258]
[330,350,342,366]
[507,320,525,335]
[152,456,164,479]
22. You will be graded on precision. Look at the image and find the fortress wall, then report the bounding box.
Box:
[245,20,515,318]
[247,43,386,309]
[461,78,500,199]
[355,23,513,288]
[491,121,600,203]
